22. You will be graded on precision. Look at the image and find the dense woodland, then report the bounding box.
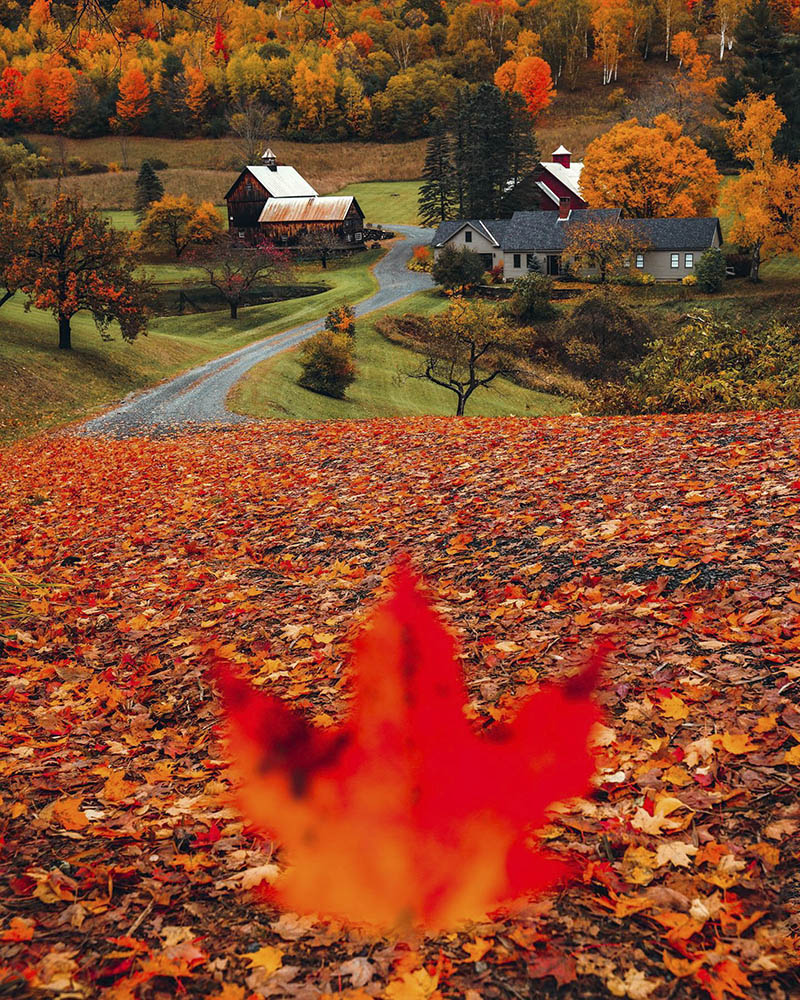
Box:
[0,0,797,155]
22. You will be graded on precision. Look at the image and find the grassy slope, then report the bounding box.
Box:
[335,181,422,226]
[0,252,381,444]
[229,290,572,420]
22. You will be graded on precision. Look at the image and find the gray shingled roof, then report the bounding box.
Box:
[622,217,723,249]
[431,219,510,247]
[503,209,621,251]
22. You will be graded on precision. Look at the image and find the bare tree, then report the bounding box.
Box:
[227,100,276,168]
[300,229,339,269]
[407,298,528,415]
[195,239,290,319]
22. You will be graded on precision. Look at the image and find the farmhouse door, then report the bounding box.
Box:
[546,255,561,276]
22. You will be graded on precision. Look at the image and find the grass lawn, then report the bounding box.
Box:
[229,290,573,421]
[335,181,422,226]
[0,251,381,444]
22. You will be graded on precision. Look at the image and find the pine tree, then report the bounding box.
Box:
[450,84,538,219]
[134,161,164,221]
[719,0,800,160]
[418,117,456,227]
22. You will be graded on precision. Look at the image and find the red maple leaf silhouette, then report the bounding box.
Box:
[213,564,607,929]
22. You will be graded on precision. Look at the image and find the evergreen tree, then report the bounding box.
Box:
[134,161,164,221]
[451,84,539,219]
[418,116,456,226]
[719,0,800,160]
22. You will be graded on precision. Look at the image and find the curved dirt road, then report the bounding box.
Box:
[83,225,434,437]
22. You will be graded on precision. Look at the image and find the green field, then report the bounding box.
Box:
[229,290,572,421]
[335,181,422,226]
[0,251,381,444]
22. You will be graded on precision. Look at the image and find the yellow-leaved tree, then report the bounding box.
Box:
[581,116,720,218]
[133,194,224,259]
[723,94,800,282]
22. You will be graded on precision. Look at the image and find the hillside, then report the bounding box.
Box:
[1,413,798,997]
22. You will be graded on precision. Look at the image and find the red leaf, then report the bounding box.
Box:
[213,563,607,929]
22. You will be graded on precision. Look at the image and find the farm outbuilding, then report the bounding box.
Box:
[258,195,365,247]
[225,148,365,249]
[225,149,318,242]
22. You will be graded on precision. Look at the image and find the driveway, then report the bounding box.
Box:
[83,225,434,437]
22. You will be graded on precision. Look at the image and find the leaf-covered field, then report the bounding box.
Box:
[1,413,799,999]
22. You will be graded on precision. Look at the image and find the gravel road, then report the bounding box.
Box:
[82,225,434,437]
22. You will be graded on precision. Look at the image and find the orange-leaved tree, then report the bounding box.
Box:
[4,194,150,350]
[564,218,649,282]
[46,66,77,133]
[113,64,150,167]
[493,55,554,116]
[722,94,800,281]
[581,115,720,217]
[134,194,224,259]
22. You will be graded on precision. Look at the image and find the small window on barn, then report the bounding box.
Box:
[671,253,680,268]
[355,232,362,241]
[636,254,645,269]
[513,253,521,269]
[238,231,245,239]
[465,230,472,243]
[685,253,694,268]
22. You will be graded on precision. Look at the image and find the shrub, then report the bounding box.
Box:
[641,273,655,285]
[594,312,800,414]
[148,157,168,170]
[695,248,727,292]
[682,274,698,286]
[297,331,357,398]
[431,245,485,291]
[507,272,555,323]
[324,304,356,338]
[566,291,649,363]
[563,337,601,373]
[408,245,432,272]
[487,263,505,284]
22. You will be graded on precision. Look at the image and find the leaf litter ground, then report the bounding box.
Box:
[1,413,799,1000]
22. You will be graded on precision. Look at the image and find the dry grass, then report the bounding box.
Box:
[26,169,239,210]
[23,135,428,205]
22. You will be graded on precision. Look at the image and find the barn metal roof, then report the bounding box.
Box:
[224,165,318,201]
[538,159,585,200]
[258,196,360,224]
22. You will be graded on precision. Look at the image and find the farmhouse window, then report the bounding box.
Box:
[465,230,472,243]
[671,253,680,268]
[526,254,537,269]
[513,253,521,268]
[636,254,645,269]
[685,253,694,268]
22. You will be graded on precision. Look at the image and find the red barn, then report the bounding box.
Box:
[531,145,587,213]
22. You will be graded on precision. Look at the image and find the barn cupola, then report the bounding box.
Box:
[261,147,278,171]
[552,145,571,168]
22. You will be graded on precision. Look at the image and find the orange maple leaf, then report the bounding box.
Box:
[213,564,607,929]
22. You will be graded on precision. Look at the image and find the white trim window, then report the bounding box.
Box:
[671,253,680,269]
[636,253,645,269]
[464,230,472,243]
[685,253,694,268]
